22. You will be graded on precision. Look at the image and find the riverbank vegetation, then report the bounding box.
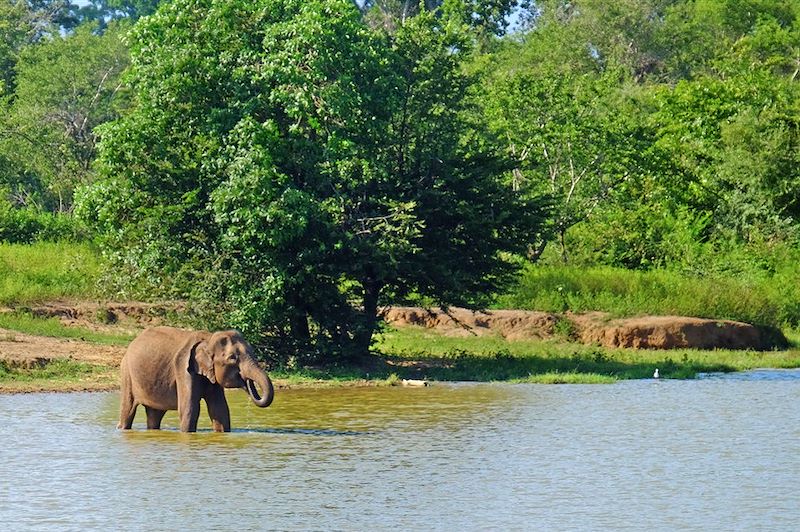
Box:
[2,315,799,392]
[0,242,101,304]
[0,309,133,345]
[1,1,799,383]
[499,261,800,329]
[0,358,116,393]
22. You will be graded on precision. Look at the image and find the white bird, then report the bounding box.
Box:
[653,368,660,379]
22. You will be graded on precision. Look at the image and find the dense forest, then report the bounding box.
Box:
[1,0,798,362]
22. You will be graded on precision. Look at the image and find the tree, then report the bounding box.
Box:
[651,67,800,244]
[480,16,649,263]
[523,0,682,81]
[360,0,524,40]
[88,0,161,21]
[0,0,34,98]
[78,0,547,362]
[0,22,129,210]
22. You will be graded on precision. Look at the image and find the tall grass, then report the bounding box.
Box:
[0,242,102,305]
[497,264,800,328]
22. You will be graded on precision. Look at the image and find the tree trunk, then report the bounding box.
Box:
[354,277,382,359]
[288,293,310,345]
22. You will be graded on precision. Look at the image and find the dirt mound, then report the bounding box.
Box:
[384,307,559,340]
[571,313,784,350]
[385,307,785,351]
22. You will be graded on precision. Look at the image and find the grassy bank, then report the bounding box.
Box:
[2,321,799,391]
[4,241,798,328]
[497,264,800,328]
[375,326,800,382]
[2,242,800,390]
[0,242,102,305]
[0,358,118,393]
[0,311,134,345]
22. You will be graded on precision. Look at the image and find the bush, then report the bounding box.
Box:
[0,201,86,243]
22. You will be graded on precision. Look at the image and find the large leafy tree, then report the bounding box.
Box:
[0,23,129,210]
[0,0,33,98]
[78,0,547,362]
[480,10,651,264]
[360,0,524,39]
[652,68,800,244]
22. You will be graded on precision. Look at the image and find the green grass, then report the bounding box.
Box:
[0,241,102,305]
[0,311,134,345]
[0,358,112,383]
[511,372,618,384]
[1,242,798,386]
[375,326,800,382]
[497,264,800,328]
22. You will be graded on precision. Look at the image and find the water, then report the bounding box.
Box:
[1,370,799,531]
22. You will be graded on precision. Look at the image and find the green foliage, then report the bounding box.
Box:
[84,0,162,22]
[0,21,129,211]
[0,241,101,304]
[565,204,713,270]
[79,0,547,363]
[481,0,800,273]
[0,0,33,97]
[651,68,800,243]
[481,43,647,261]
[0,196,86,243]
[361,0,523,39]
[499,261,800,328]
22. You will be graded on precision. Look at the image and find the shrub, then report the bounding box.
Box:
[0,200,86,243]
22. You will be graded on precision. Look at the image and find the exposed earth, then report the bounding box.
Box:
[384,306,786,350]
[0,302,788,393]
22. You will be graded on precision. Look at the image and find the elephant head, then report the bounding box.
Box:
[192,330,274,407]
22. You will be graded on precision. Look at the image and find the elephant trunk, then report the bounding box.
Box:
[240,358,274,408]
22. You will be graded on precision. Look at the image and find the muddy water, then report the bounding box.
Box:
[1,371,799,531]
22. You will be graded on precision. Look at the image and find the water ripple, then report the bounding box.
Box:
[1,382,798,530]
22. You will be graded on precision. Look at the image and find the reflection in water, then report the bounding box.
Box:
[1,375,799,530]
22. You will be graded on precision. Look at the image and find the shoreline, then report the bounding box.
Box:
[0,377,390,395]
[2,306,799,393]
[6,367,800,394]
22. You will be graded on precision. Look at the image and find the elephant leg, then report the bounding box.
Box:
[118,377,137,430]
[205,386,231,433]
[178,390,201,432]
[145,406,167,430]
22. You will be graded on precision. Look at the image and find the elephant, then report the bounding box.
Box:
[118,326,274,432]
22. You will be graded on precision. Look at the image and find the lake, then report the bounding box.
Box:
[1,371,799,530]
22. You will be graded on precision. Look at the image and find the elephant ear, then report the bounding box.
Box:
[190,340,216,383]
